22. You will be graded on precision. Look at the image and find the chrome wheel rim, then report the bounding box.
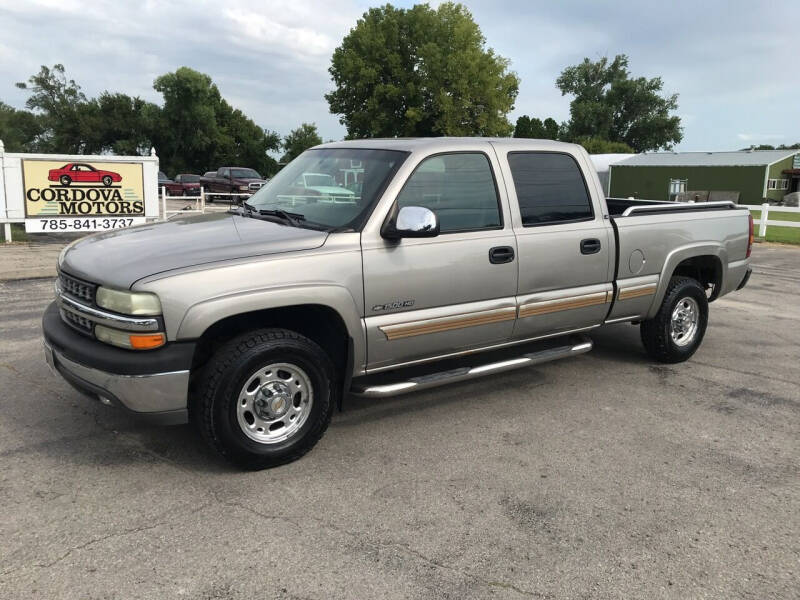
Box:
[236,362,313,444]
[670,296,699,347]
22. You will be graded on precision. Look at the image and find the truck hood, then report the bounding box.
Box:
[59,213,328,289]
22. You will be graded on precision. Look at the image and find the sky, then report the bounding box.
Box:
[0,0,797,152]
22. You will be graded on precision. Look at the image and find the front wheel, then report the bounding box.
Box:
[640,276,708,363]
[193,328,335,469]
[102,175,113,187]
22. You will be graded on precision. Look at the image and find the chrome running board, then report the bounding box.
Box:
[351,335,593,398]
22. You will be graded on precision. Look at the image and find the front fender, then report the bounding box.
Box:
[176,284,366,373]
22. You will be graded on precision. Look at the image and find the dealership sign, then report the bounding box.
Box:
[22,159,148,232]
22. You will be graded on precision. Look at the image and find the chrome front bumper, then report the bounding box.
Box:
[43,339,190,425]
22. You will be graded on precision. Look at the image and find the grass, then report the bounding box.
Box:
[750,209,800,223]
[0,223,27,243]
[749,210,800,244]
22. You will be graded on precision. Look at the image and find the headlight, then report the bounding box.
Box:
[239,185,249,191]
[95,324,165,350]
[96,287,162,315]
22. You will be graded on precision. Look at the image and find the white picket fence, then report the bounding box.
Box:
[160,187,252,220]
[749,203,800,237]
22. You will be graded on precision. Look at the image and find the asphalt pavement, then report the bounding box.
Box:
[0,244,797,599]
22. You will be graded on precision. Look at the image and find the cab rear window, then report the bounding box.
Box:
[507,152,593,226]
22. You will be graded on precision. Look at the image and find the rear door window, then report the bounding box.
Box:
[396,153,501,233]
[507,152,594,226]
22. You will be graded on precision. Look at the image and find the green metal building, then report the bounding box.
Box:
[608,150,800,205]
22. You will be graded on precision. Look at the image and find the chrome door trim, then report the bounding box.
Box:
[518,290,610,318]
[367,324,600,374]
[379,306,517,340]
[617,282,657,301]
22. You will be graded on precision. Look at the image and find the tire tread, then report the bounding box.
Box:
[193,328,335,469]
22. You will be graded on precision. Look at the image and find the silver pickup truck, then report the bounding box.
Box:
[42,138,753,468]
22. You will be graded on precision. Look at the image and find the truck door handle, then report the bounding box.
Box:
[489,246,515,264]
[580,239,601,255]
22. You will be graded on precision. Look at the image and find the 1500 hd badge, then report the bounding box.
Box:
[372,300,415,311]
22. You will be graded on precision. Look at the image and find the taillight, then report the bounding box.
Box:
[746,213,754,258]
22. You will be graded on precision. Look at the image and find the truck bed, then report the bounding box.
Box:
[606,197,740,217]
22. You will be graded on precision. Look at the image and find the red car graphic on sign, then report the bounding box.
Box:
[48,163,122,187]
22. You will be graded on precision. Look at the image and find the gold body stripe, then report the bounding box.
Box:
[617,283,657,301]
[518,291,609,318]
[380,307,516,340]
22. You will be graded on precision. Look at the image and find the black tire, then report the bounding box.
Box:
[60,175,71,186]
[640,276,708,363]
[193,328,336,469]
[102,175,113,187]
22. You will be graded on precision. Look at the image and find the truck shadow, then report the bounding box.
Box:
[337,323,651,427]
[21,324,652,473]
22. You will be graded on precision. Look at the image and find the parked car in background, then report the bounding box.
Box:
[173,174,202,197]
[157,171,183,197]
[200,167,268,202]
[49,163,121,187]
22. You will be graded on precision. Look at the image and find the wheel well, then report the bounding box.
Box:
[191,304,351,375]
[671,255,722,300]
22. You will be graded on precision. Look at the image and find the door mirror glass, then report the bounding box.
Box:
[383,206,439,239]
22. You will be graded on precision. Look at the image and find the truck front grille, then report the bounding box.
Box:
[249,182,264,191]
[60,308,93,335]
[58,271,96,304]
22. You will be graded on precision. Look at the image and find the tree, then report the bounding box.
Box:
[281,123,322,162]
[151,67,280,176]
[0,101,42,152]
[514,115,560,140]
[574,137,634,154]
[15,64,94,153]
[326,2,519,138]
[556,55,682,152]
[92,93,159,156]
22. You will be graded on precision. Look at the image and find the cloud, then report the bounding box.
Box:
[737,133,786,142]
[0,0,798,150]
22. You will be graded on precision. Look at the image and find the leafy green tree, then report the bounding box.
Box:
[281,123,323,162]
[92,93,159,156]
[556,54,682,152]
[15,64,94,153]
[0,101,42,152]
[575,137,634,154]
[513,115,560,140]
[327,3,519,138]
[151,67,222,174]
[151,67,280,176]
[214,101,281,176]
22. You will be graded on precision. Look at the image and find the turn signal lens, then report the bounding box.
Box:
[95,325,165,350]
[746,213,754,258]
[129,333,166,350]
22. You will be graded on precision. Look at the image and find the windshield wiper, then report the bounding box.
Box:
[258,208,305,227]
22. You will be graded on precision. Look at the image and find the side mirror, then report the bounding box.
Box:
[382,206,440,240]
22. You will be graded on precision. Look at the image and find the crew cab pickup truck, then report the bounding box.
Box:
[200,167,267,201]
[42,139,753,469]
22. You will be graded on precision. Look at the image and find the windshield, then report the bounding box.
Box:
[179,174,200,182]
[246,148,408,230]
[231,168,261,179]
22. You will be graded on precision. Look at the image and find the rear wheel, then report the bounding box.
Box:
[59,175,71,186]
[640,276,708,363]
[193,328,335,469]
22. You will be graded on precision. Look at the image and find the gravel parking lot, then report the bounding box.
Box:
[0,244,797,599]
